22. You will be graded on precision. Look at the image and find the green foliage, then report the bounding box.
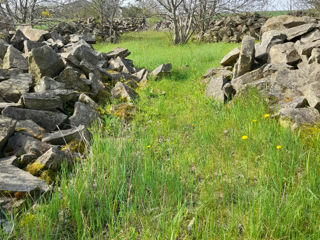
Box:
[7,31,320,239]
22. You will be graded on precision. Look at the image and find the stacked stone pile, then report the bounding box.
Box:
[51,17,147,42]
[194,12,267,43]
[0,25,171,203]
[204,15,320,129]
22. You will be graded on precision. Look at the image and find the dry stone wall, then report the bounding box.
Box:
[0,24,171,212]
[194,13,267,43]
[51,17,147,43]
[204,15,320,129]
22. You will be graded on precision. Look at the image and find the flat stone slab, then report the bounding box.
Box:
[151,64,172,78]
[2,106,67,131]
[0,156,49,192]
[15,120,45,139]
[106,47,130,58]
[220,48,240,66]
[21,92,63,111]
[0,73,33,102]
[42,125,91,145]
[286,23,317,41]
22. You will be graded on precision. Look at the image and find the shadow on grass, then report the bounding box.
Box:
[166,70,191,82]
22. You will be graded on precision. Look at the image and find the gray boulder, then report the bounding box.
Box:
[2,106,68,131]
[260,15,293,34]
[69,102,101,127]
[132,69,148,82]
[10,30,27,51]
[279,96,309,109]
[55,67,90,92]
[0,116,16,153]
[151,63,172,78]
[23,40,45,54]
[233,36,255,78]
[2,45,28,71]
[61,40,100,67]
[269,42,301,65]
[220,47,240,66]
[78,93,98,109]
[205,75,232,102]
[278,107,320,126]
[31,147,70,172]
[28,45,65,82]
[0,156,49,192]
[0,73,33,102]
[286,23,317,41]
[70,33,96,44]
[109,57,133,74]
[21,92,63,111]
[34,76,65,92]
[231,66,265,92]
[294,39,320,57]
[15,120,45,139]
[111,82,137,102]
[42,125,91,145]
[255,30,287,61]
[19,26,50,42]
[5,133,51,157]
[106,47,130,58]
[299,81,320,112]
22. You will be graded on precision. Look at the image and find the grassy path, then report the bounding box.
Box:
[7,32,320,239]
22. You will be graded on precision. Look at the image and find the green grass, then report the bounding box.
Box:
[3,31,320,239]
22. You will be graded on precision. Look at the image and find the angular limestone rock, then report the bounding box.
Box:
[55,67,90,92]
[151,63,172,78]
[0,116,16,153]
[2,107,67,131]
[42,125,91,145]
[233,36,255,78]
[269,42,301,66]
[286,23,317,41]
[0,73,33,102]
[22,92,63,111]
[106,47,130,58]
[220,48,240,66]
[5,133,51,157]
[19,26,50,42]
[278,107,320,126]
[111,82,137,102]
[69,102,101,127]
[255,30,286,61]
[205,76,231,102]
[29,148,69,172]
[15,120,45,139]
[28,45,65,82]
[0,156,49,192]
[2,45,28,71]
[34,76,65,92]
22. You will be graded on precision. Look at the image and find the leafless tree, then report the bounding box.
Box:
[153,0,268,45]
[91,0,123,41]
[197,0,268,41]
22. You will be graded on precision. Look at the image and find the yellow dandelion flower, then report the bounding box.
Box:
[241,135,248,140]
[276,145,282,150]
[252,119,257,122]
[146,145,151,148]
[264,114,270,118]
[205,113,209,117]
